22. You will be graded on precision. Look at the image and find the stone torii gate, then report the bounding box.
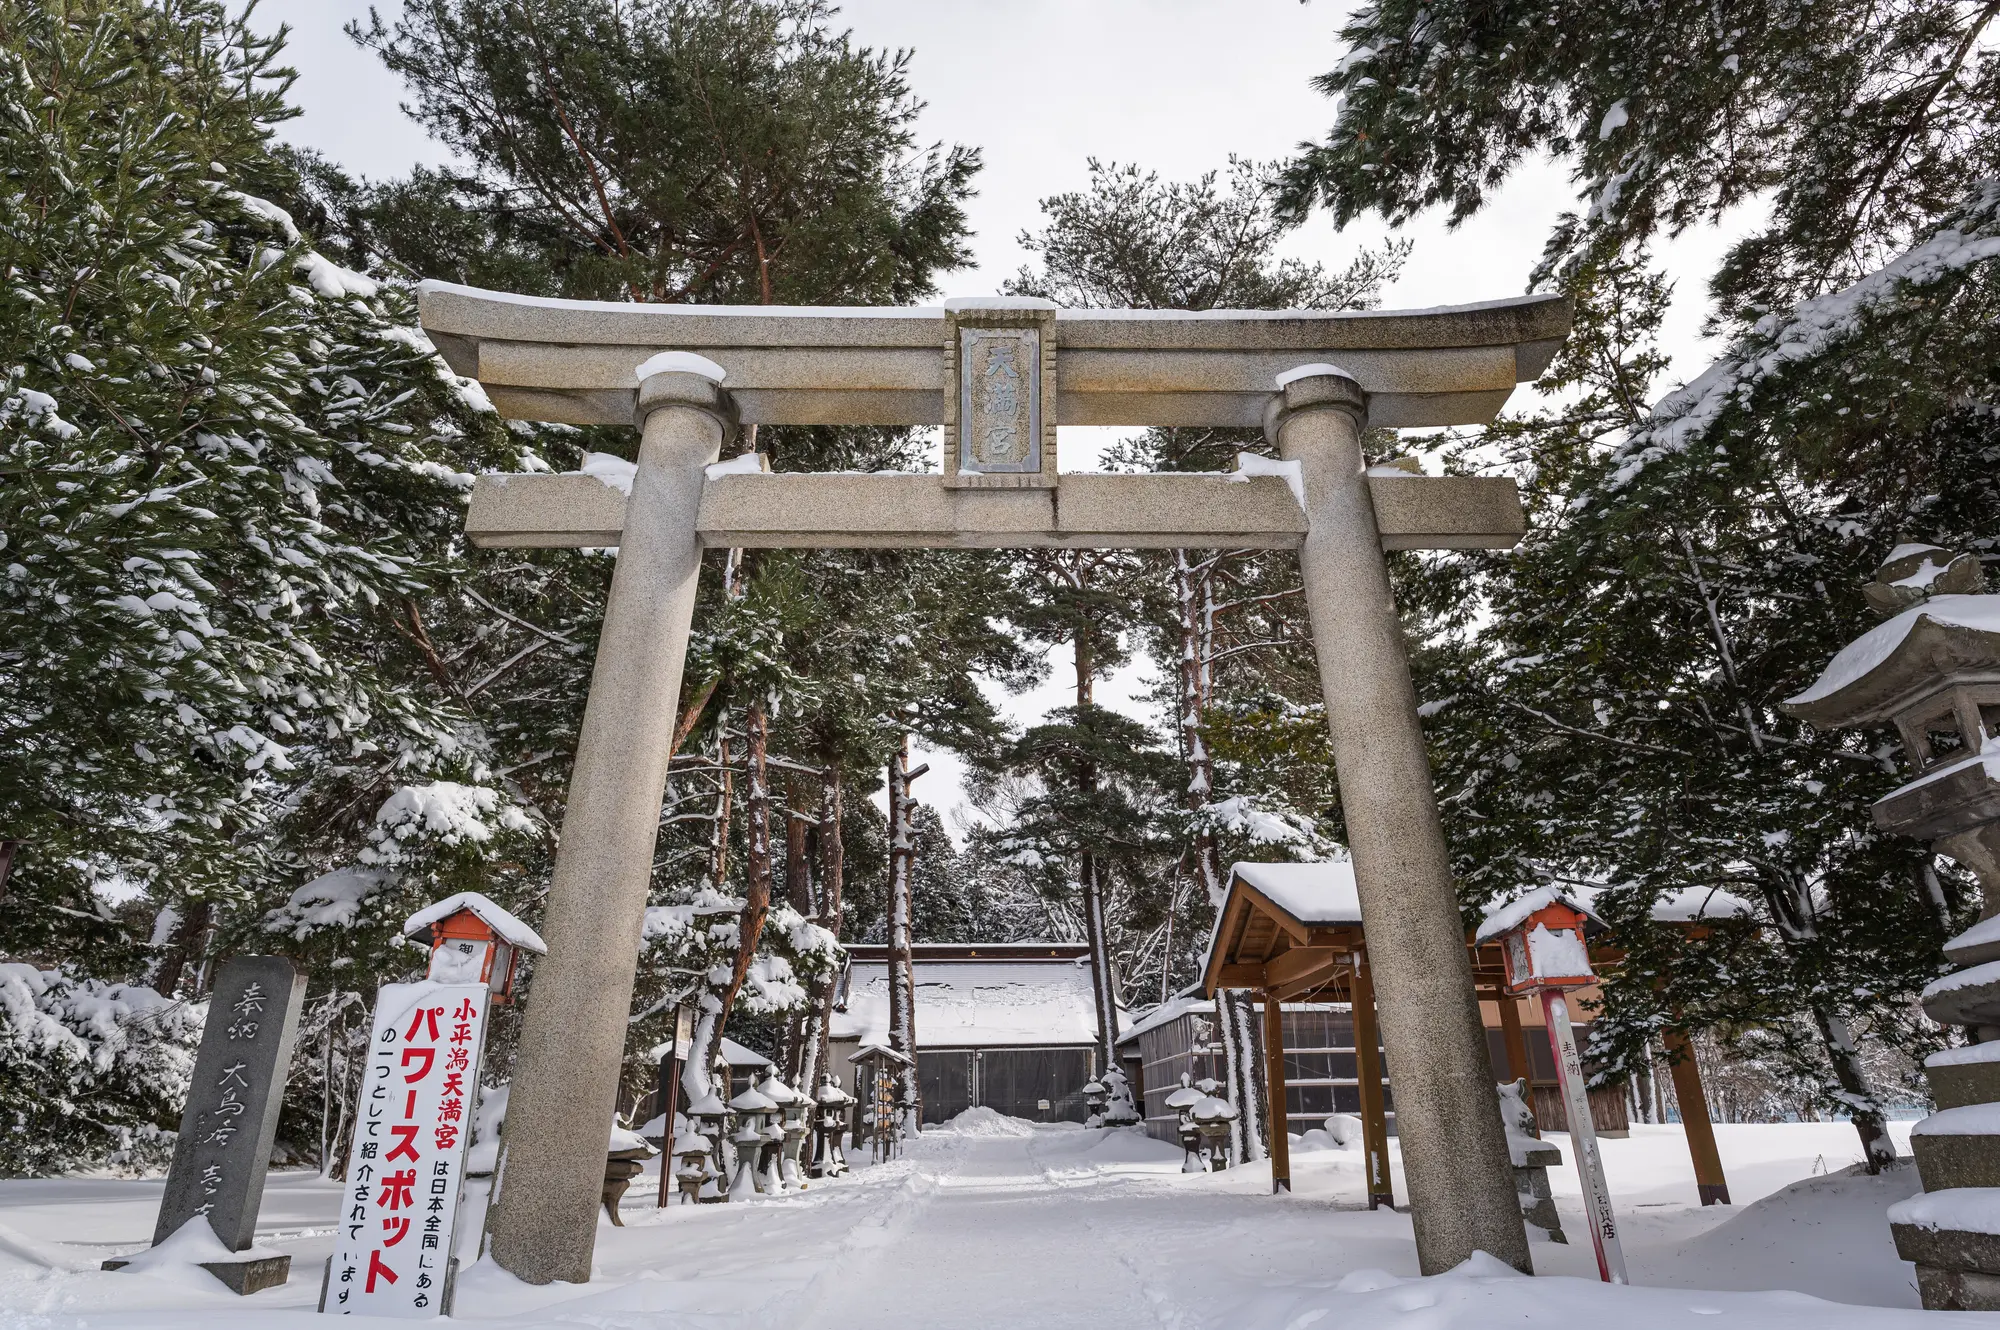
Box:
[418,283,1570,1284]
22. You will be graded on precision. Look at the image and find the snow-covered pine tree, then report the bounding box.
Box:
[0,0,534,1168]
[1279,0,2000,1159]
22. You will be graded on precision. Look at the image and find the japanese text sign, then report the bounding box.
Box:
[154,956,307,1250]
[323,981,488,1318]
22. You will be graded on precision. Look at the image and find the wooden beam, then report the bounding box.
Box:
[462,470,1526,553]
[1264,994,1291,1195]
[1265,946,1342,1001]
[1351,952,1395,1211]
[1496,989,1531,1087]
[1664,1026,1731,1205]
[1212,963,1266,990]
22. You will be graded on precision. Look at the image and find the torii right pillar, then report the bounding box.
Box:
[1270,369,1531,1274]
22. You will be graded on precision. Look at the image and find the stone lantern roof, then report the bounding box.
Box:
[1780,547,2000,897]
[1783,592,2000,733]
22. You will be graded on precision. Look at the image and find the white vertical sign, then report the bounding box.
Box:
[323,981,489,1317]
[1541,988,1628,1284]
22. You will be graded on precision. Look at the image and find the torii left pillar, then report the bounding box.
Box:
[485,368,731,1283]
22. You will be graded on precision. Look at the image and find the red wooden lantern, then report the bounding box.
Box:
[1492,897,1597,995]
[403,892,548,1003]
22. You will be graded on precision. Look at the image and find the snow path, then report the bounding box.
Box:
[0,1116,1965,1329]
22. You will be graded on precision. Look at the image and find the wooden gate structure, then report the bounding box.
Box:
[416,282,1571,1284]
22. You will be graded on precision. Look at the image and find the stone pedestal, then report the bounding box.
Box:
[102,1252,291,1295]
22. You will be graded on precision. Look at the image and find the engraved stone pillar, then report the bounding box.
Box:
[1267,368,1530,1274]
[485,364,731,1285]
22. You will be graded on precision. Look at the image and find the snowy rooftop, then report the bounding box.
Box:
[832,954,1109,1048]
[402,891,547,953]
[1227,860,1363,927]
[1782,593,2000,725]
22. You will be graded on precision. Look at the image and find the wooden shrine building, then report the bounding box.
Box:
[1199,860,1749,1206]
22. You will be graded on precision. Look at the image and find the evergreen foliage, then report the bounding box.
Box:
[1281,0,2000,1155]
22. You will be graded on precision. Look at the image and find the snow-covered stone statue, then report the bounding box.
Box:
[1785,546,2000,1311]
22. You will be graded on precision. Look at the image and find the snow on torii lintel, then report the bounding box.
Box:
[403,891,548,953]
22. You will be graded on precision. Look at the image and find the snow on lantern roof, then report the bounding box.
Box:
[1474,886,1602,943]
[849,1041,914,1066]
[1782,594,2000,727]
[402,891,548,953]
[1227,860,1364,927]
[832,955,1110,1048]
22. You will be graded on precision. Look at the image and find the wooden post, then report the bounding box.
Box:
[1263,994,1291,1194]
[1496,989,1531,1088]
[1663,1026,1731,1205]
[1351,952,1395,1210]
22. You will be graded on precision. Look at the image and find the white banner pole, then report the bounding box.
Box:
[1540,987,1627,1284]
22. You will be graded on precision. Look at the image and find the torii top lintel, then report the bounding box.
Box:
[420,282,1569,432]
[417,282,1571,554]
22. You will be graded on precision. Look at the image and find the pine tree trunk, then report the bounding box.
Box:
[1815,1007,1900,1172]
[151,898,213,998]
[1215,988,1269,1163]
[702,700,776,1092]
[886,738,923,1130]
[806,764,846,1097]
[1081,855,1121,1078]
[782,788,815,1086]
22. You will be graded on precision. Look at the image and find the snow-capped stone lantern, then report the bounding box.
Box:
[727,1080,777,1200]
[1783,546,2000,1312]
[1477,888,1626,1285]
[1189,1077,1238,1172]
[1165,1074,1206,1173]
[810,1072,855,1179]
[403,891,548,1003]
[754,1071,802,1193]
[1082,1078,1110,1127]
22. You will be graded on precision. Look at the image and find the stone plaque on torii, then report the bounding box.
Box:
[418,283,1570,1283]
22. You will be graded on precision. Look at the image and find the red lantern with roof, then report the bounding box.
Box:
[402,891,549,1003]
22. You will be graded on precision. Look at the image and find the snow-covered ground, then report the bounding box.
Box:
[0,1113,1967,1328]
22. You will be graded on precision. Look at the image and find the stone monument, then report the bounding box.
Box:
[1783,545,2000,1310]
[105,954,306,1294]
[417,282,1572,1283]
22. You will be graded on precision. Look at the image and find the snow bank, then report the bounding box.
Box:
[634,350,726,382]
[935,1106,1035,1138]
[403,891,547,952]
[1227,451,1306,508]
[108,1216,284,1291]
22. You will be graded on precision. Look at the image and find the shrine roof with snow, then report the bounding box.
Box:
[830,943,1111,1049]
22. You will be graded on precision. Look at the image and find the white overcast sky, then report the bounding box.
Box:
[252,0,1754,835]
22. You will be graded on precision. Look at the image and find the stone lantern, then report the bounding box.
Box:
[1189,1077,1238,1172]
[727,1081,777,1200]
[1082,1078,1110,1127]
[1165,1074,1205,1173]
[1783,546,2000,1311]
[683,1059,732,1204]
[753,1071,799,1193]
[811,1073,855,1178]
